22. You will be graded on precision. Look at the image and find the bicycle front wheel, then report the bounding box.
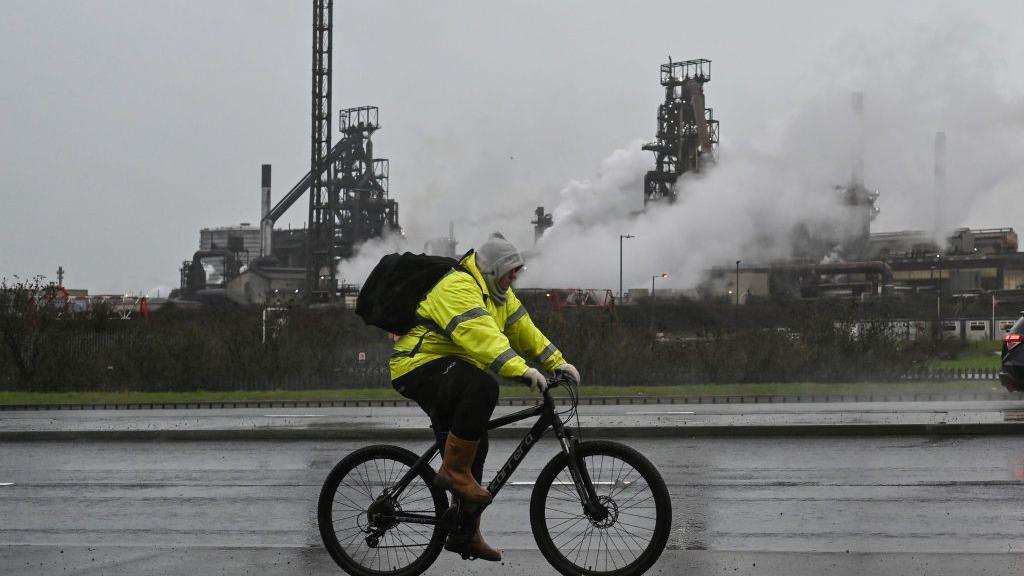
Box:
[530,440,671,576]
[318,445,448,576]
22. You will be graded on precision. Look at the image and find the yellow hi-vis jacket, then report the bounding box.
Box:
[389,251,565,381]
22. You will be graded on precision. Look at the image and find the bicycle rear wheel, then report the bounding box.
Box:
[530,440,671,576]
[318,445,448,576]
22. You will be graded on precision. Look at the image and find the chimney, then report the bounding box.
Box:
[447,222,458,259]
[934,131,947,239]
[851,92,864,187]
[260,164,272,257]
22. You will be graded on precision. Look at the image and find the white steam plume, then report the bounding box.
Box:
[520,24,1024,292]
[342,22,1024,296]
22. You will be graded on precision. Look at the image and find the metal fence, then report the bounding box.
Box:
[901,368,1001,381]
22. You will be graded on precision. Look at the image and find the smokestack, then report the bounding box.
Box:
[851,92,864,187]
[260,164,272,257]
[934,131,947,239]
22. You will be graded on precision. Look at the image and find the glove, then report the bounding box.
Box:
[555,362,581,386]
[521,367,548,392]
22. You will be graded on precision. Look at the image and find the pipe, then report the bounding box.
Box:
[260,164,272,257]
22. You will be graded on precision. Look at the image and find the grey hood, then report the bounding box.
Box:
[475,233,525,305]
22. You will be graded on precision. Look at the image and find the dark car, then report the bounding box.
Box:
[999,312,1024,392]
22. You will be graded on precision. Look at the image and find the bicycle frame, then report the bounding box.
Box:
[381,384,606,526]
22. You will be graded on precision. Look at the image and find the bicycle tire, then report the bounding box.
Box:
[318,445,448,576]
[530,440,671,576]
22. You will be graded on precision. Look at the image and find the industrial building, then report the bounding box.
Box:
[170,29,1023,321]
[642,58,719,206]
[702,228,1024,301]
[173,1,400,305]
[629,71,1024,335]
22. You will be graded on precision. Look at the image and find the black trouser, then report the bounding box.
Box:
[393,357,499,483]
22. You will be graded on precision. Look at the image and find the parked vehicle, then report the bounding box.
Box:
[998,312,1024,392]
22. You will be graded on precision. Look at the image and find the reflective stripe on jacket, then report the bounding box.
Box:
[389,251,565,381]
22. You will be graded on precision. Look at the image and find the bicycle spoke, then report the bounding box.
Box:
[385,458,397,489]
[398,494,434,506]
[352,465,374,499]
[612,520,648,551]
[321,450,446,576]
[547,515,586,533]
[332,488,368,514]
[548,473,578,500]
[394,525,413,566]
[565,522,592,565]
[550,516,589,542]
[371,459,385,492]
[616,490,654,510]
[546,504,587,517]
[606,524,631,567]
[610,524,641,560]
[399,481,427,502]
[540,449,665,574]
[331,510,363,524]
[614,518,656,533]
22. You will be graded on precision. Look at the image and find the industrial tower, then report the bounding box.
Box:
[642,58,719,206]
[300,1,398,301]
[177,1,400,304]
[305,0,335,300]
[335,106,399,253]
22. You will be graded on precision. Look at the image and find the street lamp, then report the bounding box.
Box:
[735,260,741,306]
[651,273,669,300]
[935,255,942,329]
[619,234,634,301]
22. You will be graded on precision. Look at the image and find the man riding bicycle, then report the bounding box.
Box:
[390,233,581,562]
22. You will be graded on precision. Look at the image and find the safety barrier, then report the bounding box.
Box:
[2,390,1022,411]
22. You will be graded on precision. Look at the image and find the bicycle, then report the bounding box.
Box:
[317,376,672,576]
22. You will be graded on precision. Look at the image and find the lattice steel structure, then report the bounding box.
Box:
[642,58,718,205]
[306,0,335,300]
[335,106,399,256]
[531,206,553,244]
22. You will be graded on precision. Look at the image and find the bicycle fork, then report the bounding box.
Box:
[558,430,609,522]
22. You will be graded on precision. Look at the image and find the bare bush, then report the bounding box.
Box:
[0,277,68,388]
[0,294,949,392]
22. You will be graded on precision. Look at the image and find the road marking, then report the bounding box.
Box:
[626,411,695,415]
[511,481,632,487]
[0,483,14,487]
[264,414,325,418]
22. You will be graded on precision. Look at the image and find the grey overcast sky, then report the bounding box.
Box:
[2,1,1023,294]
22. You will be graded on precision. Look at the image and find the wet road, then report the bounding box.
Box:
[2,435,1024,575]
[3,400,1024,436]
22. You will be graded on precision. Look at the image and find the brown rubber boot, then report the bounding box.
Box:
[433,434,493,504]
[445,515,502,562]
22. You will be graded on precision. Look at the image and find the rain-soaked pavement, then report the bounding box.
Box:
[3,400,1024,437]
[2,434,1024,575]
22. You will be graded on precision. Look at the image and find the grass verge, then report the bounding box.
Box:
[0,380,1006,406]
[932,340,1002,371]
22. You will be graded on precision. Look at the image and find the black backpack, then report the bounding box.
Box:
[355,251,475,335]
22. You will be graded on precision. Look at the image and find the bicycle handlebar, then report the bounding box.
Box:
[516,373,575,403]
[542,373,575,395]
